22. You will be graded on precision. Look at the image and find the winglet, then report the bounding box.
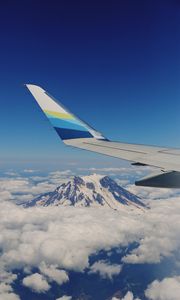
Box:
[26,84,106,141]
[135,171,180,188]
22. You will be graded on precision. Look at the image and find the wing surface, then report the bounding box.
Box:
[26,84,180,188]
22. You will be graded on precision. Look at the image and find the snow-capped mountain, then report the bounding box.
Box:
[24,174,146,211]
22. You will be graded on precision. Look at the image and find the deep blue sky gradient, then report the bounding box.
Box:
[0,0,180,167]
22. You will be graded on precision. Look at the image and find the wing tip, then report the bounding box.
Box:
[25,84,45,93]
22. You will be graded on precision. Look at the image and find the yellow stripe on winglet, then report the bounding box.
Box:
[44,110,75,120]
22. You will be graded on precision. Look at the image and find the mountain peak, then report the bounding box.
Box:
[24,174,146,211]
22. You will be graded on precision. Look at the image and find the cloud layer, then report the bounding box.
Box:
[145,276,180,300]
[0,169,180,299]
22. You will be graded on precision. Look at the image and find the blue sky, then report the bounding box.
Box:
[1,0,180,168]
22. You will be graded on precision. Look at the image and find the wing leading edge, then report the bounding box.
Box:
[26,84,180,188]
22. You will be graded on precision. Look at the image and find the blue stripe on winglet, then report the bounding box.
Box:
[54,127,93,140]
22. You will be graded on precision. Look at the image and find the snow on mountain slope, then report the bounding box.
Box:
[24,174,146,211]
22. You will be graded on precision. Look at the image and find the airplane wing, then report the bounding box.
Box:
[26,84,180,188]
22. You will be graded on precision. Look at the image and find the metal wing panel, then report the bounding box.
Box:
[64,138,180,172]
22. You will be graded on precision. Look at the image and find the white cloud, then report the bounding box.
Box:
[4,172,19,177]
[0,271,19,300]
[121,292,134,300]
[112,291,140,300]
[1,169,180,298]
[56,296,72,300]
[0,198,144,295]
[0,191,12,201]
[49,170,72,177]
[22,273,50,293]
[0,280,20,300]
[145,276,180,300]
[78,166,151,175]
[89,260,122,279]
[122,197,180,264]
[0,293,20,300]
[39,262,69,285]
[23,169,39,173]
[0,195,180,289]
[0,170,74,204]
[127,184,180,201]
[0,177,54,204]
